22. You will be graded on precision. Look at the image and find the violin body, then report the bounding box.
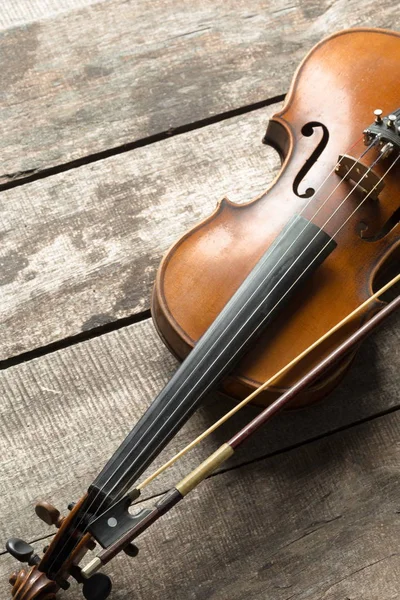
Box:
[152,28,400,407]
[6,27,400,600]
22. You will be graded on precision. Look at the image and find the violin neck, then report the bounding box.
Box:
[88,216,336,507]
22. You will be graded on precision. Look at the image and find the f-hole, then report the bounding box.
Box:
[293,122,329,198]
[372,243,400,302]
[359,206,400,241]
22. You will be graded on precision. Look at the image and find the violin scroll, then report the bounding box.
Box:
[6,496,112,600]
[7,540,58,599]
[9,566,58,600]
[8,561,112,600]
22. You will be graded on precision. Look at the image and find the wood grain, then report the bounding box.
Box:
[0,309,398,546]
[151,27,400,408]
[0,4,399,599]
[0,105,280,361]
[1,409,399,599]
[0,0,103,31]
[0,0,398,184]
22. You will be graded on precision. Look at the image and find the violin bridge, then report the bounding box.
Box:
[335,154,385,201]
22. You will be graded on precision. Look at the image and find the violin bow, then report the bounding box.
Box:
[82,273,399,577]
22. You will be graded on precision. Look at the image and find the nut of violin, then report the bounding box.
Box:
[35,502,63,528]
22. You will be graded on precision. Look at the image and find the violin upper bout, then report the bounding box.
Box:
[9,566,58,600]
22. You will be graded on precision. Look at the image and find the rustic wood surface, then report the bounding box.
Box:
[0,311,398,565]
[0,0,398,186]
[0,0,102,30]
[1,410,399,599]
[0,106,280,362]
[0,1,399,600]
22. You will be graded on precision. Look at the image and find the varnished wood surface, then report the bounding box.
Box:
[153,28,400,406]
[0,1,399,599]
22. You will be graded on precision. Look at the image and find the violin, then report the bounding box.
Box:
[6,27,400,600]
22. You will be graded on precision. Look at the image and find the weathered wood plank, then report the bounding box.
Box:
[0,0,103,31]
[0,309,398,546]
[1,409,399,599]
[0,0,398,183]
[0,105,281,361]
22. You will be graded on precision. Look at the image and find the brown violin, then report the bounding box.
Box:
[152,27,400,408]
[6,27,400,600]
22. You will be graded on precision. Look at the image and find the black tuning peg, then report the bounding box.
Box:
[123,542,139,557]
[6,538,40,566]
[82,573,112,600]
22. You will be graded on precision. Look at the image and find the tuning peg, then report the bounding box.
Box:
[82,573,112,600]
[123,542,139,557]
[35,501,64,528]
[374,108,383,124]
[6,538,40,566]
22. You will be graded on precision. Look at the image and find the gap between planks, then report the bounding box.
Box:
[1,409,400,600]
[0,309,152,370]
[1,0,398,184]
[0,305,398,549]
[1,403,399,559]
[0,95,285,193]
[0,103,283,362]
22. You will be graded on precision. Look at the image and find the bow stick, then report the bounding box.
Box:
[137,272,400,490]
[83,273,399,577]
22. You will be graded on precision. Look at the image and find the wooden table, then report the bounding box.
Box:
[0,2,399,599]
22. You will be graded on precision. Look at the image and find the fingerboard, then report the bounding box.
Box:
[89,215,336,506]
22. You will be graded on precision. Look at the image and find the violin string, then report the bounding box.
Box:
[47,137,369,572]
[95,150,389,507]
[47,138,386,574]
[83,284,400,578]
[93,150,398,531]
[47,137,386,573]
[101,270,400,501]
